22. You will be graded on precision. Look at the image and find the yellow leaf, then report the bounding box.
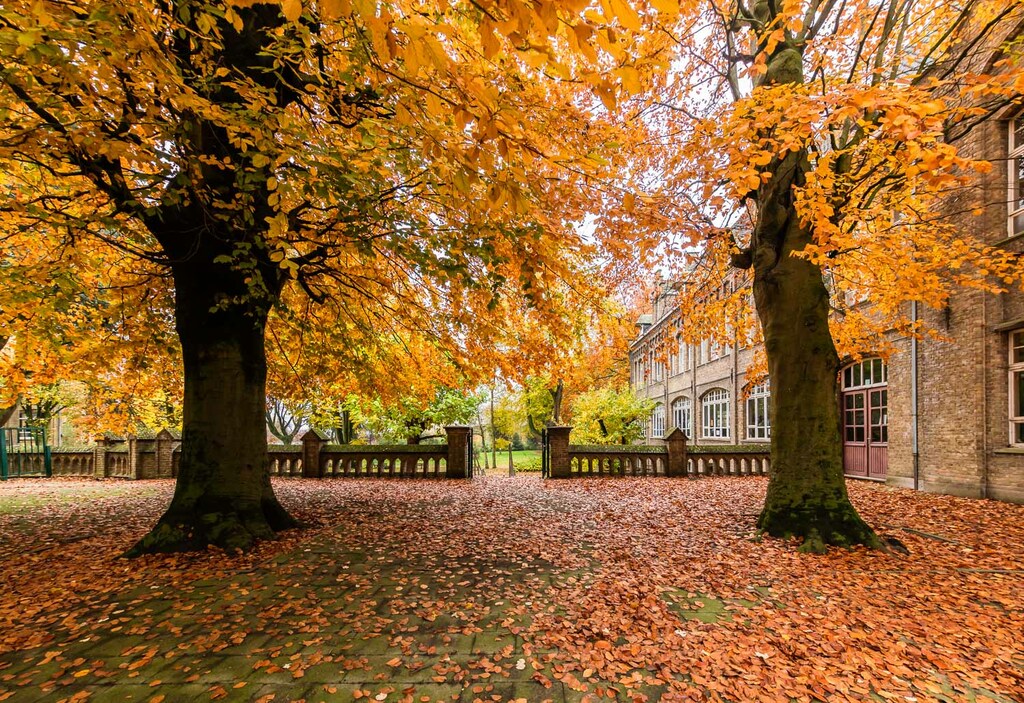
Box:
[649,0,678,13]
[608,0,641,31]
[320,0,349,19]
[280,0,302,22]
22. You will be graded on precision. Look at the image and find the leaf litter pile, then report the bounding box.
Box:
[0,476,1021,703]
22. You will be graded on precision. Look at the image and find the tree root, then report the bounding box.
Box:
[124,504,297,557]
[758,500,884,553]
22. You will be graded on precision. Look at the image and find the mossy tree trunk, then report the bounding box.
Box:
[744,43,881,553]
[127,258,296,555]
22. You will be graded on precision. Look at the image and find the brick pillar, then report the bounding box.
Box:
[155,430,174,478]
[547,426,572,479]
[664,427,688,477]
[444,425,472,478]
[93,434,107,479]
[302,430,326,478]
[126,435,139,479]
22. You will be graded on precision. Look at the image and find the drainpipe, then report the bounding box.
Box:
[732,328,739,442]
[911,300,919,491]
[981,290,990,499]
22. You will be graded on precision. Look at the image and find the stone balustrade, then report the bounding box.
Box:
[548,426,771,479]
[6,426,474,481]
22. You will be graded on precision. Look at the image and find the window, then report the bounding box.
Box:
[1010,330,1024,445]
[841,358,887,447]
[1010,115,1024,237]
[841,358,887,389]
[745,382,771,440]
[701,389,730,439]
[651,403,665,438]
[16,407,39,443]
[671,397,691,438]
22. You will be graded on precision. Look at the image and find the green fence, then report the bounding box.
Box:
[0,427,52,479]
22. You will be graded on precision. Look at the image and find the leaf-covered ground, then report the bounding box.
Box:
[0,476,1021,703]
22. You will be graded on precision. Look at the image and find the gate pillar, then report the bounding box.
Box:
[444,425,472,479]
[547,426,572,479]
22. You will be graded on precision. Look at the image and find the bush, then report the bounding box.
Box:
[514,453,543,472]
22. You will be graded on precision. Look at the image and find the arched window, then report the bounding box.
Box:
[745,382,770,440]
[841,358,887,390]
[671,397,691,438]
[701,389,730,439]
[651,403,665,438]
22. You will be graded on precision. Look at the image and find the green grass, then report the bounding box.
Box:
[478,449,542,472]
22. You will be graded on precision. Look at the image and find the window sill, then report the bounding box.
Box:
[993,447,1024,455]
[992,232,1024,248]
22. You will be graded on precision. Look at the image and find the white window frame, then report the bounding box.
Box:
[671,397,691,438]
[1010,115,1024,238]
[651,403,665,438]
[701,389,730,439]
[1009,330,1024,446]
[841,358,888,390]
[17,407,35,442]
[745,382,771,441]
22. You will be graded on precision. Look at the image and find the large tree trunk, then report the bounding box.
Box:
[748,137,881,553]
[127,265,296,556]
[752,212,882,553]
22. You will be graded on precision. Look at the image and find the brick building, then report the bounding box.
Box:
[630,17,1024,503]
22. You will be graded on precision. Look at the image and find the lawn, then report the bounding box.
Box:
[0,476,1021,702]
[477,450,542,473]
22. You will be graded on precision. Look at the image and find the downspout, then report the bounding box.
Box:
[732,327,739,442]
[981,290,990,499]
[911,300,919,491]
[691,341,697,438]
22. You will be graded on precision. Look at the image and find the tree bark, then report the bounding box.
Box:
[753,213,881,553]
[126,263,296,556]
[0,402,17,428]
[749,42,881,553]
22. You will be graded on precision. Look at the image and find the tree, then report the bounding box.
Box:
[265,396,308,444]
[569,387,654,445]
[633,0,1024,550]
[361,387,483,444]
[1,0,655,552]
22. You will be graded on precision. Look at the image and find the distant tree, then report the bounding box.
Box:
[265,397,308,445]
[569,388,655,445]
[362,388,484,445]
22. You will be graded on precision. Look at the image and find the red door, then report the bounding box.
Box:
[867,387,888,479]
[841,360,888,480]
[842,390,868,477]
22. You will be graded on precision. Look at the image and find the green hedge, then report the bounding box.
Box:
[688,445,770,454]
[322,444,447,453]
[570,444,667,454]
